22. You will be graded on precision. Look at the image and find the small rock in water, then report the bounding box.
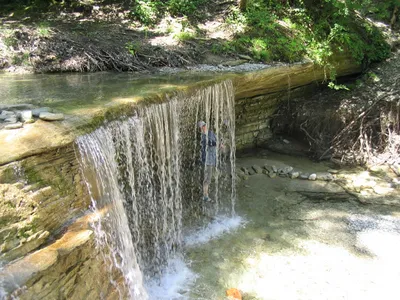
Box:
[241,167,249,175]
[308,173,317,181]
[248,169,256,175]
[20,110,33,122]
[226,288,242,300]
[278,166,293,175]
[245,184,250,188]
[262,169,269,175]
[0,110,15,117]
[300,173,309,180]
[328,169,339,174]
[316,172,334,181]
[4,116,17,123]
[252,165,263,174]
[24,118,35,124]
[39,112,64,121]
[272,165,278,173]
[289,171,300,179]
[264,165,273,173]
[268,172,277,178]
[283,139,290,144]
[32,107,52,117]
[237,173,249,180]
[5,122,23,130]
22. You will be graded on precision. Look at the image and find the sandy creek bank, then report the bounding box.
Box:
[184,150,400,300]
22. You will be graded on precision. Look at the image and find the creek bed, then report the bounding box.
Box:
[163,152,400,300]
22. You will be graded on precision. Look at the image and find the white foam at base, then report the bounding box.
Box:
[184,215,245,247]
[146,256,196,300]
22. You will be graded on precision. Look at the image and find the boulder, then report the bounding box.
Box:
[39,112,64,121]
[268,172,277,178]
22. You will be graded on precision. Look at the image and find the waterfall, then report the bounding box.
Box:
[76,80,236,298]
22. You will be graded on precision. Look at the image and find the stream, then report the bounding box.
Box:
[163,152,400,300]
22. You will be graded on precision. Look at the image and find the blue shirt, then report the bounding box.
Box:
[201,130,217,166]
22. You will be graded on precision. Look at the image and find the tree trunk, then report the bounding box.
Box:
[391,5,398,28]
[239,0,247,12]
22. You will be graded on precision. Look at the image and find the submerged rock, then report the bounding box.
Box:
[39,112,64,121]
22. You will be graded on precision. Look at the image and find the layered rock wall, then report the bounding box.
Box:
[0,144,90,264]
[233,53,362,149]
[235,84,318,149]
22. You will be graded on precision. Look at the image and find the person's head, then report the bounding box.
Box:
[197,120,207,133]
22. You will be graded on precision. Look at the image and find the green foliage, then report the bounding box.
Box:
[37,21,51,37]
[3,29,17,48]
[168,0,206,16]
[125,41,141,55]
[130,0,162,25]
[328,82,350,90]
[174,31,196,41]
[12,52,30,66]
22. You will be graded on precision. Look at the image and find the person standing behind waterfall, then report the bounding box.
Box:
[198,121,217,202]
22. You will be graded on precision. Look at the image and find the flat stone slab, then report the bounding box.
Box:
[0,120,75,165]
